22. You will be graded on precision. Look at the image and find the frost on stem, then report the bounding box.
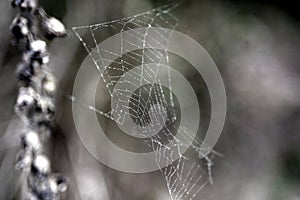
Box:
[10,0,68,198]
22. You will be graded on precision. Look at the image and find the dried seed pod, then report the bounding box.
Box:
[10,1,68,197]
[24,40,49,65]
[16,62,35,84]
[28,174,68,200]
[34,120,53,142]
[15,87,55,126]
[42,73,57,97]
[10,14,30,45]
[15,87,37,116]
[15,150,33,172]
[53,174,68,194]
[28,174,61,200]
[16,61,43,88]
[22,96,56,131]
[20,130,42,153]
[42,17,67,39]
[30,40,47,52]
[48,174,69,199]
[35,96,56,120]
[11,0,37,13]
[31,154,51,177]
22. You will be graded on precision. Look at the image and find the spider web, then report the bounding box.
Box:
[71,4,217,200]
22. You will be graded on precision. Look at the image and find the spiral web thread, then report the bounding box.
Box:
[72,4,216,200]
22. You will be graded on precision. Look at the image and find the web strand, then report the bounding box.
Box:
[72,4,216,200]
